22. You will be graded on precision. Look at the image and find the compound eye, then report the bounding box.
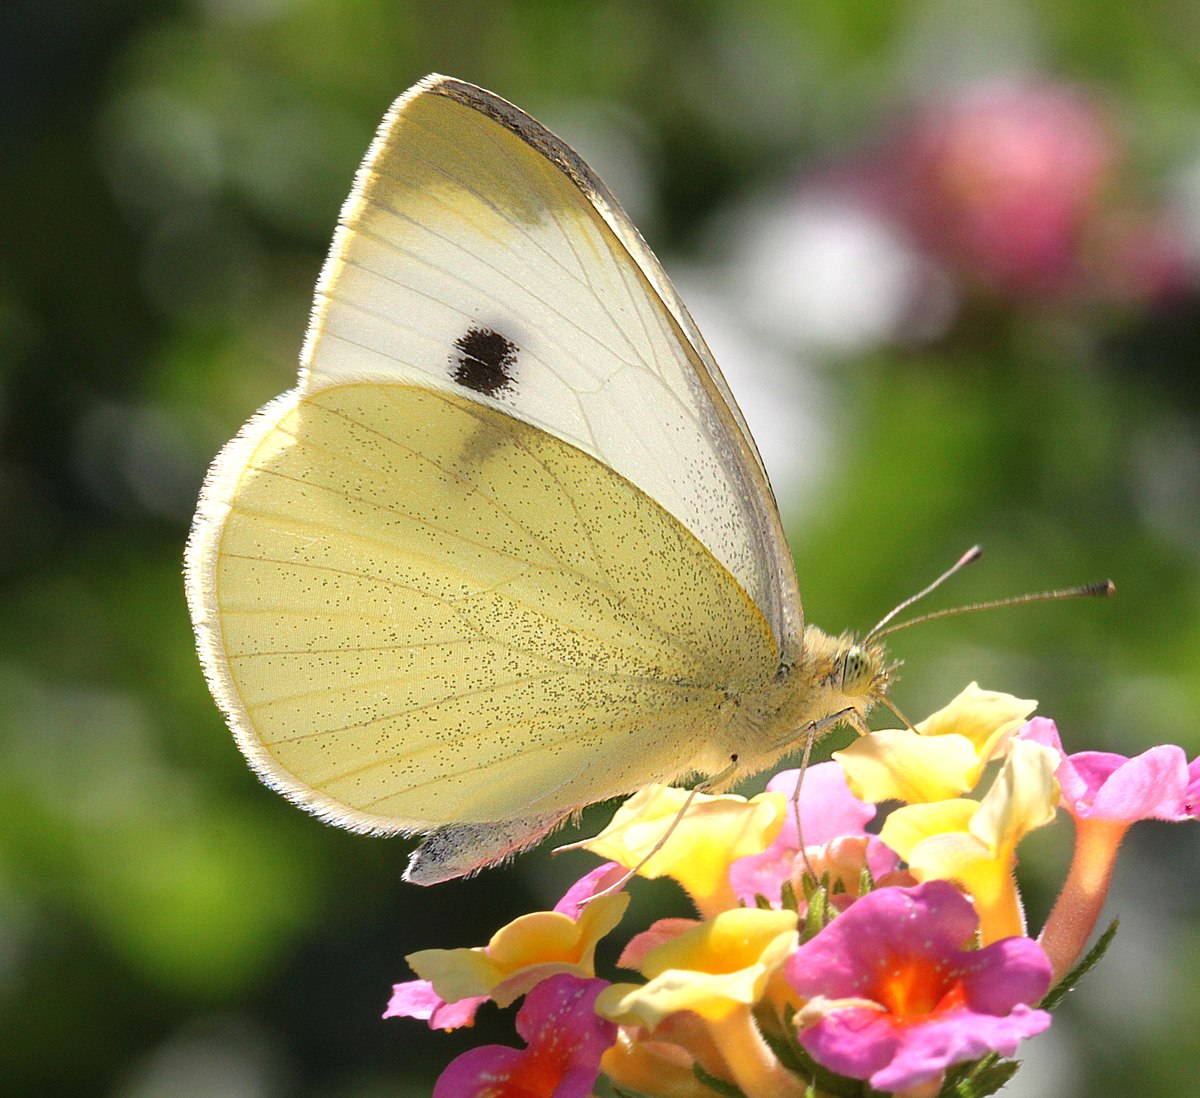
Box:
[840,645,874,696]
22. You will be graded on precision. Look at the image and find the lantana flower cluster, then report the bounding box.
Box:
[386,684,1200,1097]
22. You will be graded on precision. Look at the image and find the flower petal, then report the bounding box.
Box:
[970,739,1060,850]
[836,729,982,803]
[766,762,877,847]
[580,785,785,915]
[433,975,615,1098]
[618,918,699,972]
[836,684,1036,804]
[730,763,880,906]
[601,1026,719,1098]
[382,978,486,1030]
[802,1002,1050,1092]
[905,830,1025,942]
[879,799,979,862]
[408,892,628,1007]
[598,909,798,1025]
[916,683,1038,756]
[554,862,627,918]
[1061,745,1190,821]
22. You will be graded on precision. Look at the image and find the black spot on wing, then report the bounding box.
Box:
[451,326,519,397]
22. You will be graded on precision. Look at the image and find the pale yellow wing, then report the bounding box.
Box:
[187,383,778,860]
[185,75,810,883]
[301,75,802,656]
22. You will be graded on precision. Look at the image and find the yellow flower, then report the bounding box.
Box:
[579,785,786,918]
[597,907,797,1026]
[598,908,804,1098]
[879,739,1060,942]
[836,683,1037,804]
[406,891,628,1007]
[601,1020,727,1098]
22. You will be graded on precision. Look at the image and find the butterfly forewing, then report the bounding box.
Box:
[302,75,801,652]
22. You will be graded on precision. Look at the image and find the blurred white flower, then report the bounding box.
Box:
[725,189,949,354]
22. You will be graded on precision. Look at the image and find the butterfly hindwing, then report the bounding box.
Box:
[192,384,777,838]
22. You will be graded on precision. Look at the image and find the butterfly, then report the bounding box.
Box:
[185,74,892,885]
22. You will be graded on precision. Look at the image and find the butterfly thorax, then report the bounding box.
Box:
[722,626,892,779]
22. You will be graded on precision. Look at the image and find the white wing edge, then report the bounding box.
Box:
[296,73,805,659]
[183,387,432,836]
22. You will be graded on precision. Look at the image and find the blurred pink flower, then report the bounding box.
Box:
[855,78,1198,311]
[787,881,1052,1093]
[887,80,1117,299]
[433,974,616,1098]
[1093,209,1196,306]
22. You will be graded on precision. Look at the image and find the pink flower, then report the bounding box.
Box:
[786,881,1052,1092]
[728,762,899,907]
[382,979,486,1031]
[1021,716,1192,821]
[1186,757,1200,819]
[433,974,616,1098]
[1060,747,1192,820]
[1022,717,1198,981]
[552,862,628,918]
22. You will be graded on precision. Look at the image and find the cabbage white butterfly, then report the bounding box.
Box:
[185,75,891,884]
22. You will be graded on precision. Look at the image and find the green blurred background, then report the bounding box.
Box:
[3,1,1199,1094]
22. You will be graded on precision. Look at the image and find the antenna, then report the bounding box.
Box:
[865,545,983,642]
[871,579,1115,641]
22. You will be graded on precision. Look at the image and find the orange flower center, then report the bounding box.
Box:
[479,1031,574,1098]
[874,954,967,1020]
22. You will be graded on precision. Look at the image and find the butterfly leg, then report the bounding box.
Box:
[767,707,858,885]
[690,753,737,793]
[563,754,745,906]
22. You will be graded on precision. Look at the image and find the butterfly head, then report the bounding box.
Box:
[735,627,894,779]
[793,625,895,734]
[837,641,881,699]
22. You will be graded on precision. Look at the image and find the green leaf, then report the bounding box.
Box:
[780,877,799,912]
[1040,918,1119,1011]
[759,1015,810,1076]
[939,1054,1020,1097]
[692,1061,750,1096]
[610,1085,662,1098]
[801,885,834,941]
